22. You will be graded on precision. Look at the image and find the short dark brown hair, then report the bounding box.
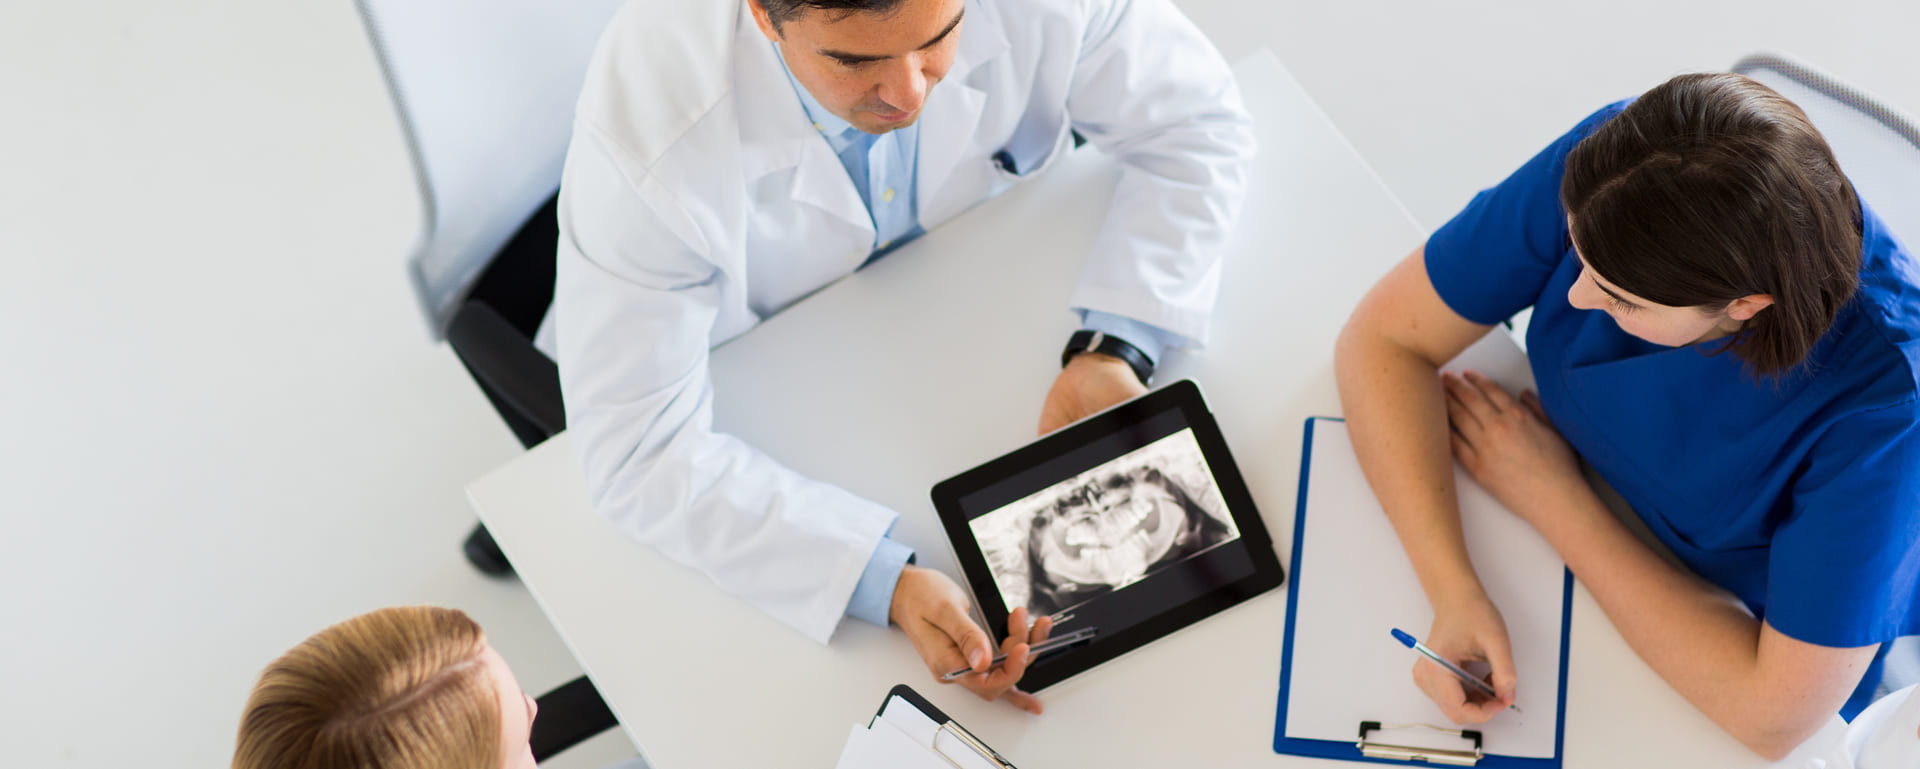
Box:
[1561,73,1862,376]
[757,0,907,29]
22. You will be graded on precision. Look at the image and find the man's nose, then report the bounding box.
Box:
[876,58,928,112]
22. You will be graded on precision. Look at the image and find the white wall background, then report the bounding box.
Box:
[2,1,1913,767]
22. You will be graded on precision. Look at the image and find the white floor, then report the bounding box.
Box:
[3,2,1914,767]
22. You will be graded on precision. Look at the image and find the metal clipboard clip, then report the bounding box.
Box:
[1356,721,1484,766]
[933,720,1016,769]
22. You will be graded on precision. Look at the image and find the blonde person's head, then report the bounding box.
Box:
[233,606,538,769]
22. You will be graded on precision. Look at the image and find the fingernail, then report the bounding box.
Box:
[970,650,986,668]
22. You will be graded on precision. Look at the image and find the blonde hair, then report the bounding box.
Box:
[233,606,502,769]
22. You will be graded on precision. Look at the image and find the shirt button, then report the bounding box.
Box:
[879,240,893,250]
[812,122,824,132]
[882,188,896,204]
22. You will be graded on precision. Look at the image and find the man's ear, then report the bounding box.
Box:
[748,0,781,42]
[1726,294,1775,321]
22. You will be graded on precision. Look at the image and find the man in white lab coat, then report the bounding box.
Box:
[552,0,1254,711]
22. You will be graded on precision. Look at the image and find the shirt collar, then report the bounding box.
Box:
[773,44,862,151]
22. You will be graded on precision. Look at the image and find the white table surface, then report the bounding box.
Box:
[469,52,1838,768]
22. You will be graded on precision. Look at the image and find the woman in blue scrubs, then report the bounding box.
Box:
[1335,72,1920,759]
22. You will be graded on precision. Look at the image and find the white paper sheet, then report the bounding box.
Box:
[834,720,950,769]
[1284,331,1567,759]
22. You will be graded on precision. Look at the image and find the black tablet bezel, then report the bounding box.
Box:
[929,379,1285,691]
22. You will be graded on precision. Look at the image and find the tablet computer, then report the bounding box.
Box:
[931,379,1285,690]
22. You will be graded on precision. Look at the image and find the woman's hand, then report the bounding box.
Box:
[1442,371,1585,526]
[1416,590,1519,724]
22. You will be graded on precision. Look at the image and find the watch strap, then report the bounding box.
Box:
[1062,329,1154,386]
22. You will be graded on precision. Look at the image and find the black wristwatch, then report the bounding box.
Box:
[1061,329,1154,386]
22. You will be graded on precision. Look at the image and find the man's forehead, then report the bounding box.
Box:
[792,0,964,57]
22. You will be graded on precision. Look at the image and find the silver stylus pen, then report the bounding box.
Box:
[941,626,1099,680]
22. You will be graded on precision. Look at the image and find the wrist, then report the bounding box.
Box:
[1065,351,1132,374]
[1506,472,1600,533]
[1525,484,1620,566]
[887,565,924,626]
[1061,329,1153,385]
[1421,565,1493,612]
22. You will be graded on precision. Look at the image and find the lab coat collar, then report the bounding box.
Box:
[774,45,861,149]
[917,0,1009,224]
[734,0,1009,231]
[734,5,868,233]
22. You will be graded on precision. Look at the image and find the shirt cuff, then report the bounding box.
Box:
[845,536,915,627]
[1076,309,1177,366]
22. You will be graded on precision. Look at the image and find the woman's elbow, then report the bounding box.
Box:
[1731,716,1828,762]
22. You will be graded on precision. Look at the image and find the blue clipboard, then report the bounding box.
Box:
[1273,417,1573,767]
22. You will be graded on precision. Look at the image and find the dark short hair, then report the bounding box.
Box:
[1560,73,1862,377]
[757,0,907,30]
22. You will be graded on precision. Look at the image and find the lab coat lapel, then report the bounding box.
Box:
[915,82,988,225]
[916,0,1010,225]
[734,19,872,236]
[789,141,871,232]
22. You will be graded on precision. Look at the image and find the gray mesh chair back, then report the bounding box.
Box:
[356,0,628,337]
[1734,52,1920,252]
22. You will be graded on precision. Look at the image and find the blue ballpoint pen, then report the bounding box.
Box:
[1391,628,1521,713]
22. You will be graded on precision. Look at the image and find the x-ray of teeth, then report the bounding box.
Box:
[971,429,1238,618]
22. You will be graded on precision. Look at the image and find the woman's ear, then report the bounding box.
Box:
[1726,294,1776,321]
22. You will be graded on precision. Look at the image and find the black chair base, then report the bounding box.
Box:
[464,523,517,577]
[531,675,620,763]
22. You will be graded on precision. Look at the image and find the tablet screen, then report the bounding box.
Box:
[934,381,1283,688]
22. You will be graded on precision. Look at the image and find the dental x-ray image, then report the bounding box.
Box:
[970,429,1239,617]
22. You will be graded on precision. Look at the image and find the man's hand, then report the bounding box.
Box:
[1038,352,1146,435]
[891,565,1054,714]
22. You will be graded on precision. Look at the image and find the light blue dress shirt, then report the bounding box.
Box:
[776,49,1180,626]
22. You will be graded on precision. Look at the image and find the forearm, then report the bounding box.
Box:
[1066,0,1253,345]
[1531,486,1825,758]
[555,197,896,643]
[1334,322,1485,605]
[573,396,897,640]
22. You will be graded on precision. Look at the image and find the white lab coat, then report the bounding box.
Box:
[1819,684,1920,769]
[552,0,1255,642]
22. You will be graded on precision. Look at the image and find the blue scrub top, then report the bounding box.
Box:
[1425,101,1920,719]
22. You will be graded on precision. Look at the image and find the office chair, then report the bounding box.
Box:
[1733,53,1920,251]
[353,0,627,761]
[1732,52,1920,698]
[356,0,627,578]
